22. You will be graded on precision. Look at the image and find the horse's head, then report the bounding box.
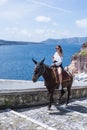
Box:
[32,58,45,82]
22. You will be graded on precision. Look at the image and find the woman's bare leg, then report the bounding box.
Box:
[58,67,62,90]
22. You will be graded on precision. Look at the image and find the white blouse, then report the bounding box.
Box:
[53,52,63,66]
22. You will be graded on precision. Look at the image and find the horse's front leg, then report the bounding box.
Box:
[48,92,53,110]
[58,88,65,104]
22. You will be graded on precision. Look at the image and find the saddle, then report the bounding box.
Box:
[52,68,71,83]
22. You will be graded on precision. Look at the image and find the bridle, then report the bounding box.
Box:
[32,58,46,82]
[34,63,46,76]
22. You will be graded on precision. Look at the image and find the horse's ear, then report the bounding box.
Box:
[32,58,37,64]
[40,57,45,65]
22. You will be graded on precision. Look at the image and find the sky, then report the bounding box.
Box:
[0,0,87,42]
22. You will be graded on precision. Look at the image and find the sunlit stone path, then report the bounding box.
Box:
[0,97,87,130]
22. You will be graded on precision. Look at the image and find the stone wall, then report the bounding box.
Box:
[0,87,87,109]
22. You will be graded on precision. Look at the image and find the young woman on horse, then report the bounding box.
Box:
[32,57,73,110]
[52,45,63,90]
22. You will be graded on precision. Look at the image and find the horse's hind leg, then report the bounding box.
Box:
[66,86,71,105]
[48,92,53,110]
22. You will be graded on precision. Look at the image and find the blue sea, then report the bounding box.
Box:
[0,43,81,81]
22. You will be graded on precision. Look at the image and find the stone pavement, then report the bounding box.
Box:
[0,97,87,130]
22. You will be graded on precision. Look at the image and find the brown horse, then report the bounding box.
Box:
[32,58,73,110]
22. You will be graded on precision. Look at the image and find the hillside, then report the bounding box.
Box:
[0,37,87,45]
[41,37,87,44]
[0,40,39,45]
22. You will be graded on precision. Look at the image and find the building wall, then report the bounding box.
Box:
[76,56,87,73]
[69,55,87,74]
[69,43,87,74]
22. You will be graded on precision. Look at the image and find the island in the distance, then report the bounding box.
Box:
[0,36,87,45]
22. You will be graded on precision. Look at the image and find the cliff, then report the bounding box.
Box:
[68,42,87,74]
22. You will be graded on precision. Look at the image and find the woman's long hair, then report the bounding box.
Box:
[57,45,63,54]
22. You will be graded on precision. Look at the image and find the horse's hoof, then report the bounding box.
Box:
[56,102,59,105]
[66,103,68,106]
[48,108,52,113]
[48,109,54,113]
[56,99,60,105]
[48,107,51,111]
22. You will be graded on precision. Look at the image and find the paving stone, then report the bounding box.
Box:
[0,97,87,130]
[18,97,87,130]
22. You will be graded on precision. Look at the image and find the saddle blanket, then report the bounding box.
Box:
[53,68,71,83]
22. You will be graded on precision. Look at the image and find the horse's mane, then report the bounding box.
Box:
[44,64,52,70]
